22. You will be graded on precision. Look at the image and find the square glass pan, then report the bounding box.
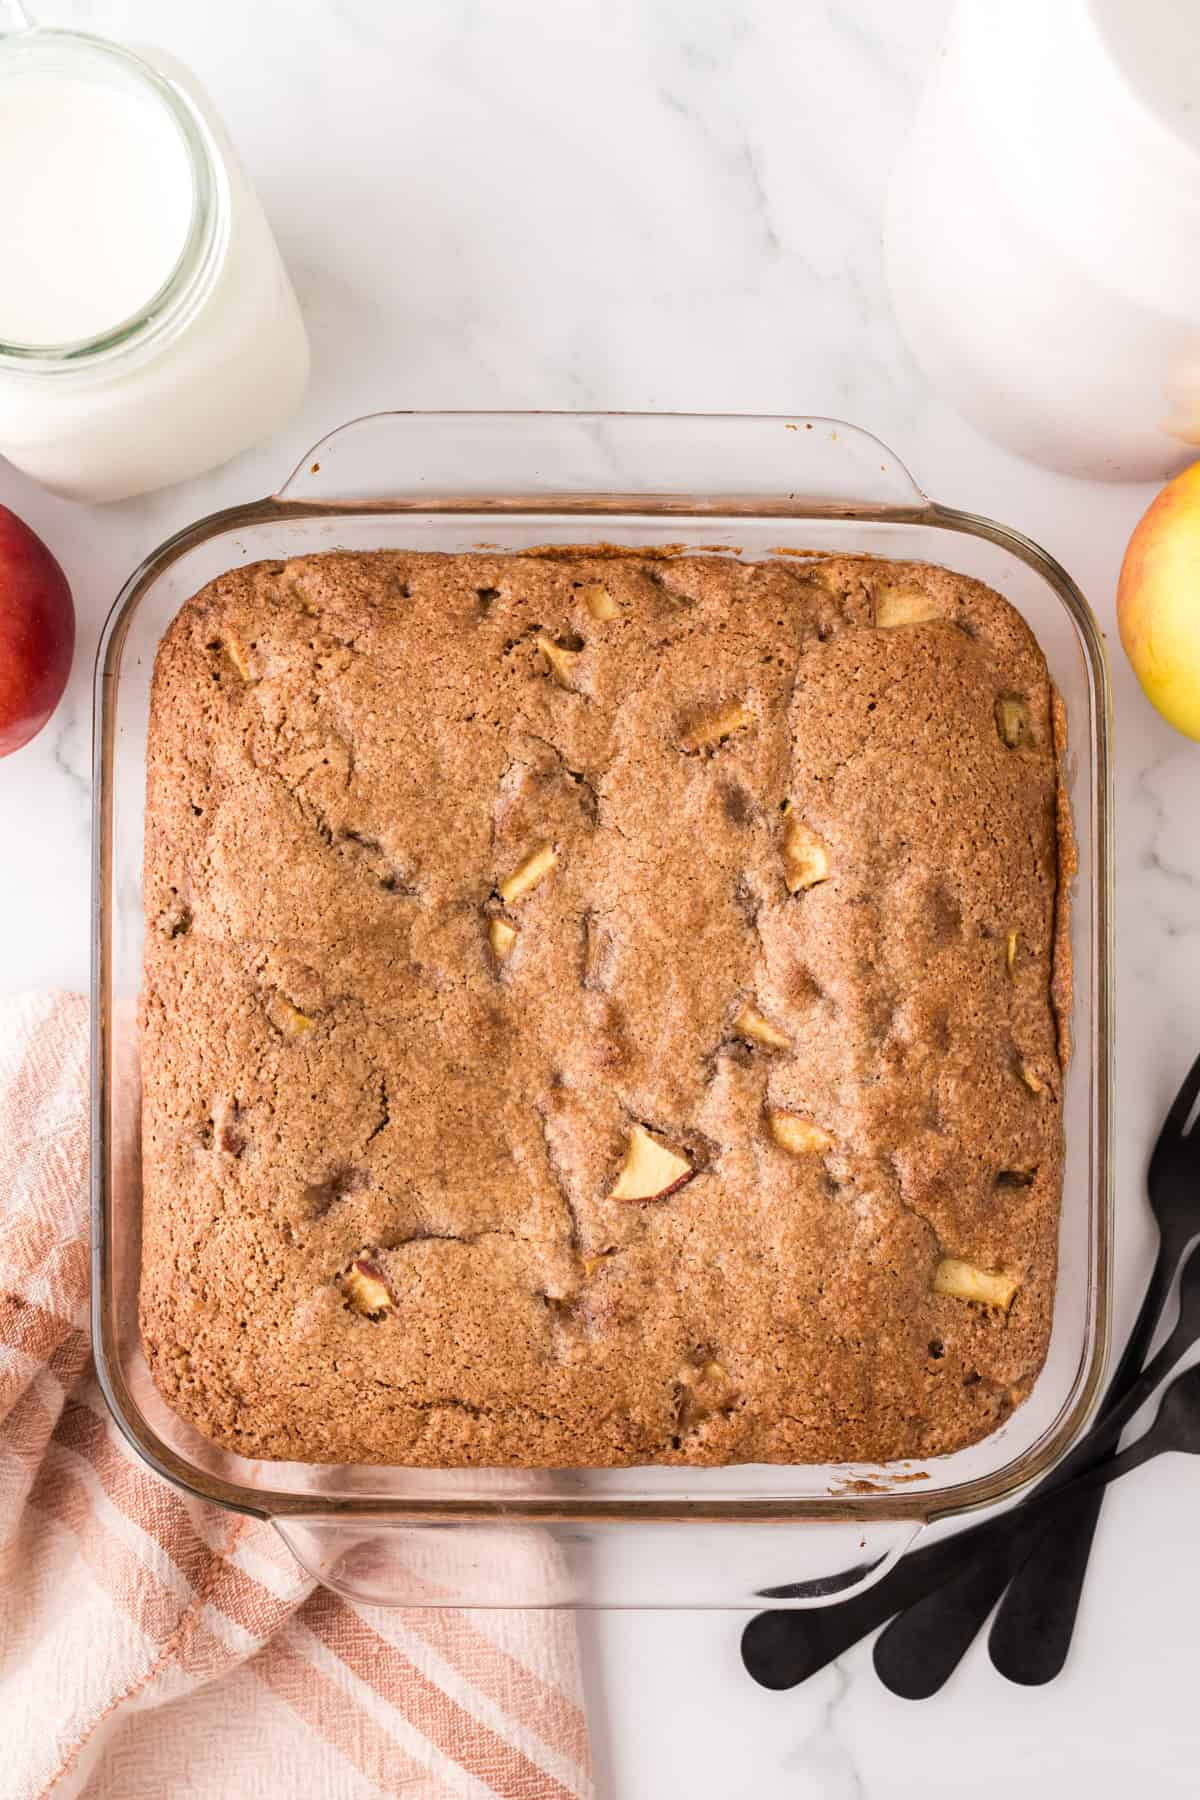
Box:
[93,413,1112,1608]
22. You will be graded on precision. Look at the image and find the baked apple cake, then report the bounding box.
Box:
[140,551,1070,1465]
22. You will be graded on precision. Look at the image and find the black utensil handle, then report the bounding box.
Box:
[741,1513,1013,1689]
[987,1491,1098,1685]
[989,1243,1179,1685]
[1102,1244,1181,1412]
[873,1528,1027,1699]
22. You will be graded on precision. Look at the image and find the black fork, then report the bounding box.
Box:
[742,1046,1200,1696]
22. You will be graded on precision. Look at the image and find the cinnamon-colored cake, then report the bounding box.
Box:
[139,551,1070,1466]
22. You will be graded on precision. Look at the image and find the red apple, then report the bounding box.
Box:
[0,506,75,758]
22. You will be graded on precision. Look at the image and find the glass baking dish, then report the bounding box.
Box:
[92,412,1113,1608]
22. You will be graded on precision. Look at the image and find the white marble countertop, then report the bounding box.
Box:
[4,1,1199,1794]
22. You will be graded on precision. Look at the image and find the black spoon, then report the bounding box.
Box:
[743,1224,1200,1693]
[987,1048,1200,1684]
[874,1351,1200,1698]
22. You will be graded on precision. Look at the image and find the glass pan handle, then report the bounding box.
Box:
[273,1514,923,1610]
[274,411,930,516]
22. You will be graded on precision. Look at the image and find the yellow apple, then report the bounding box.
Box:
[1118,460,1200,741]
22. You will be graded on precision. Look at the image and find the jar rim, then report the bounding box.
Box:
[0,28,227,373]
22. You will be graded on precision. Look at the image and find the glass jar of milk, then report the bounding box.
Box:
[885,0,1200,482]
[0,20,309,502]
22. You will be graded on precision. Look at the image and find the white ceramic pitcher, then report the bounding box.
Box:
[886,0,1200,481]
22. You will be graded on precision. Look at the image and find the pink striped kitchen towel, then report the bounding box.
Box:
[0,993,594,1800]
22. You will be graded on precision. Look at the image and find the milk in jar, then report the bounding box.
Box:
[0,27,309,502]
